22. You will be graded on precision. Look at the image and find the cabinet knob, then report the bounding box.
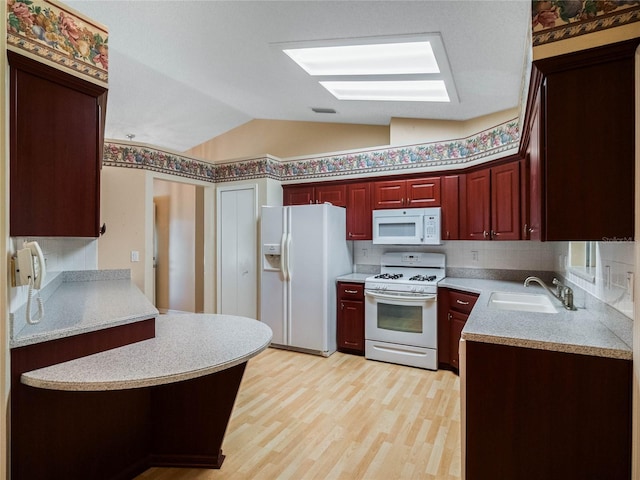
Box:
[348,232,353,237]
[483,230,489,238]
[448,313,452,320]
[100,223,106,236]
[456,299,469,305]
[491,230,498,239]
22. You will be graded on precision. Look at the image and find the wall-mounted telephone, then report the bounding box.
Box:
[14,241,46,324]
[16,241,47,289]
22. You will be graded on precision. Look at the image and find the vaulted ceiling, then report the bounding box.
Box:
[66,1,532,152]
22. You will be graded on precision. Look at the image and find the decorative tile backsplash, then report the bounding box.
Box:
[6,0,109,84]
[104,118,519,184]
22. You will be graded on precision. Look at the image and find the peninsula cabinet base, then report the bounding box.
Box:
[464,341,632,480]
[11,362,246,480]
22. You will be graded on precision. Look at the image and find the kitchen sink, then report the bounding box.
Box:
[488,291,558,314]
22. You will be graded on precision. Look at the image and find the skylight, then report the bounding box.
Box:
[281,35,455,103]
[283,42,440,76]
[320,80,450,102]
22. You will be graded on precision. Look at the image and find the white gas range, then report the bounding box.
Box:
[364,252,445,370]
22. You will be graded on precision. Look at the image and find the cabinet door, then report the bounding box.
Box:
[9,52,106,237]
[346,182,372,240]
[461,169,490,240]
[537,40,636,240]
[441,175,459,240]
[338,299,365,354]
[448,310,468,370]
[465,341,632,480]
[491,162,520,240]
[527,88,543,241]
[406,177,441,207]
[316,184,347,207]
[373,180,405,209]
[283,185,314,205]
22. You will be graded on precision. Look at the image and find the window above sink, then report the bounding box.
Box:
[568,241,596,283]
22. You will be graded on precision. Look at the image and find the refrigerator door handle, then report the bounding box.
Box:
[280,232,288,280]
[286,233,292,280]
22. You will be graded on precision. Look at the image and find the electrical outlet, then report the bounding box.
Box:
[471,250,479,262]
[362,248,368,258]
[130,250,140,262]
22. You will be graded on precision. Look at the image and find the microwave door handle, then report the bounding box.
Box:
[418,215,425,242]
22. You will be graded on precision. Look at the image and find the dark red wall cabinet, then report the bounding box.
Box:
[9,51,107,237]
[460,160,521,240]
[524,38,638,241]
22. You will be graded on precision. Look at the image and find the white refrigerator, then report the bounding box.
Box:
[260,204,353,356]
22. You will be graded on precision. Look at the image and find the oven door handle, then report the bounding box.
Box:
[365,291,437,302]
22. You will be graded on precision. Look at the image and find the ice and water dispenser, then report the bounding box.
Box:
[262,244,282,271]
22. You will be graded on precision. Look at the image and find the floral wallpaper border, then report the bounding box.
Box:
[532,1,640,46]
[6,0,109,84]
[103,119,520,184]
[103,143,216,181]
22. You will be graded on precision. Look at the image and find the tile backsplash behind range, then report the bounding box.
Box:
[353,240,557,272]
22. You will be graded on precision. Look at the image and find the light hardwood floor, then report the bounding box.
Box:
[136,348,462,480]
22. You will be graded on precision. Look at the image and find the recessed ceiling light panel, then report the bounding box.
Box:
[283,42,440,76]
[278,34,458,104]
[320,80,450,102]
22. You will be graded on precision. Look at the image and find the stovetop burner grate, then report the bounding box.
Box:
[374,273,404,280]
[409,274,437,282]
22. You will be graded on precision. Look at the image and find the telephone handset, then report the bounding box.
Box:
[17,241,47,289]
[15,241,46,324]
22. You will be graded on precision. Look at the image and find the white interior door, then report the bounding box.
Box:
[217,185,257,318]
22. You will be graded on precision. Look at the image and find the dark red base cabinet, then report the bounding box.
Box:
[465,341,632,480]
[10,320,247,480]
[437,287,478,371]
[337,282,365,355]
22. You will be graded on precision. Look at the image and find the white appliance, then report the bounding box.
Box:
[260,204,353,356]
[364,252,445,369]
[372,207,441,245]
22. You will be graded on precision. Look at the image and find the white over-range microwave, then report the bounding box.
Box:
[372,207,441,245]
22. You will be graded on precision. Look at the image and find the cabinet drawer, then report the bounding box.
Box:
[449,290,478,314]
[338,282,364,300]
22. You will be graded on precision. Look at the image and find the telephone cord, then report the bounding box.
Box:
[26,277,44,324]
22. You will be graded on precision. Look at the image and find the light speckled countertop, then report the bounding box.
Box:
[441,277,633,360]
[10,270,159,348]
[21,314,273,391]
[336,273,370,283]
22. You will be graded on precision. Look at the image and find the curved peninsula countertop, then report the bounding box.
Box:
[21,313,273,391]
[440,277,632,360]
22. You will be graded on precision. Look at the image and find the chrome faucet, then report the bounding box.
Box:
[524,276,577,310]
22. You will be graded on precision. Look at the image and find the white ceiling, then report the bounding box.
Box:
[65,0,532,153]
